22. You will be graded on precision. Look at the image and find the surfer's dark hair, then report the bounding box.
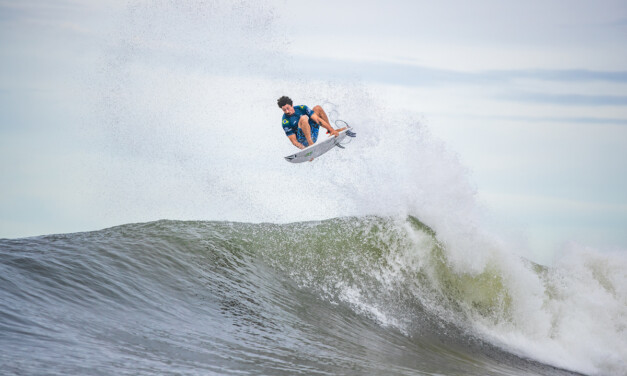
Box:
[277,96,292,108]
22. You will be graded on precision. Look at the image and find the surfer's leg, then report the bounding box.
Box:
[298,115,315,146]
[312,106,331,126]
[313,105,346,132]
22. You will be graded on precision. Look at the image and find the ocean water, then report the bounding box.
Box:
[2,2,626,375]
[1,216,624,375]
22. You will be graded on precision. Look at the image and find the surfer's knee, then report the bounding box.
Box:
[298,115,310,126]
[313,105,324,115]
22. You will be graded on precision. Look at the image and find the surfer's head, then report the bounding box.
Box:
[277,96,294,116]
[277,96,292,108]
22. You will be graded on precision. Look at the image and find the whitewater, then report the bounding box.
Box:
[2,1,626,375]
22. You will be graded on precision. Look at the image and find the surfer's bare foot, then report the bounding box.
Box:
[331,127,345,137]
[326,127,346,136]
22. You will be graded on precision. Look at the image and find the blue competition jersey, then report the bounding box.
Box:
[281,105,316,136]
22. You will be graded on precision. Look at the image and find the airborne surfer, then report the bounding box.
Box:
[277,96,356,150]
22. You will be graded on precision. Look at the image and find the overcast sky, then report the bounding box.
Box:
[1,0,626,264]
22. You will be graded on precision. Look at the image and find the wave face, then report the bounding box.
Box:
[2,217,624,375]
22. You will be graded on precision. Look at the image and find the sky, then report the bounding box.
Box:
[1,0,626,265]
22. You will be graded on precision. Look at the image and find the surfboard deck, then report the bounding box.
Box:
[284,129,349,163]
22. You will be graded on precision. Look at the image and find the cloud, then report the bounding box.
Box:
[443,113,627,126]
[604,17,627,27]
[527,70,627,82]
[499,92,627,106]
[291,55,627,87]
[0,0,82,23]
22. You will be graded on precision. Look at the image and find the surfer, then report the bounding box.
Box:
[277,96,355,150]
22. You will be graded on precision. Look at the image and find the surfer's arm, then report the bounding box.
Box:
[311,113,339,137]
[287,134,305,149]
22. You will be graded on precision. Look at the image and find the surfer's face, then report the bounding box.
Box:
[281,104,295,116]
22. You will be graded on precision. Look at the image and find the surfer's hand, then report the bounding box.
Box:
[331,130,339,137]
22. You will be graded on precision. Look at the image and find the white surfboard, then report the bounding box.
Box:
[284,129,349,163]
